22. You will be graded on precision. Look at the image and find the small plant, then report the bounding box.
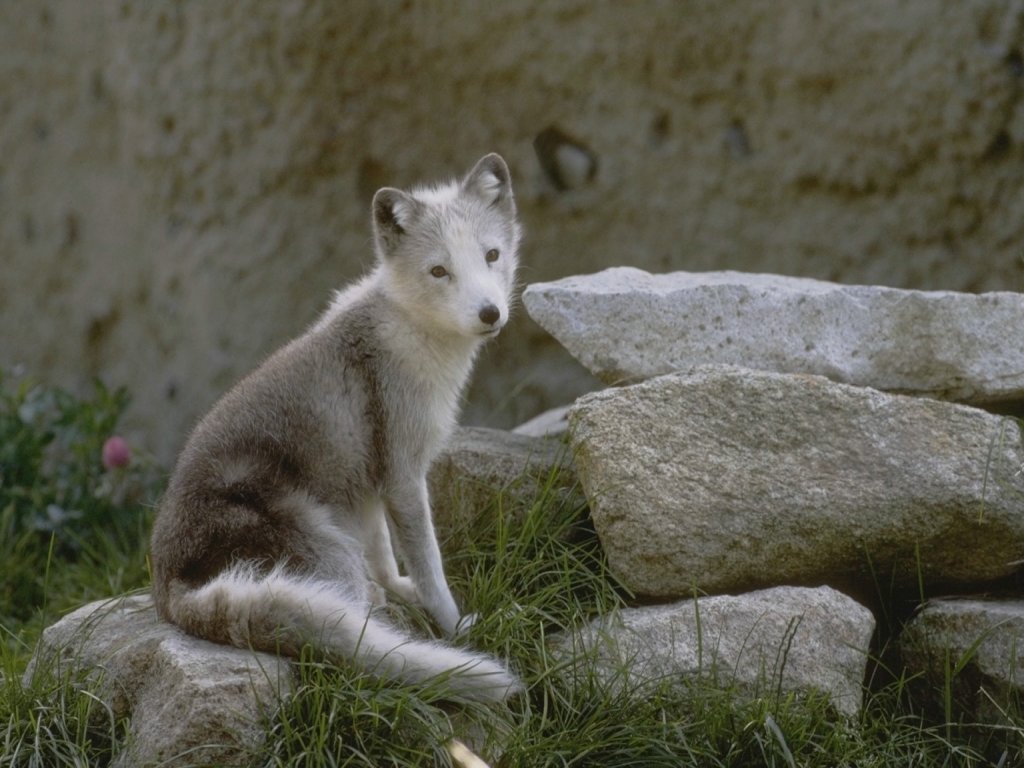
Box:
[0,370,162,652]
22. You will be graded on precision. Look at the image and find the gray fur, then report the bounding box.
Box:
[150,154,522,702]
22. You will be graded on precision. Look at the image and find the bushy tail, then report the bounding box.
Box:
[164,565,520,703]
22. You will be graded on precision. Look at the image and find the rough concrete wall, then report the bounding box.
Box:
[2,2,1023,462]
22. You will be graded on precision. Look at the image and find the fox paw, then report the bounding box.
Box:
[384,575,420,604]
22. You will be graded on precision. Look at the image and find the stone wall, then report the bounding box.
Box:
[2,2,1023,461]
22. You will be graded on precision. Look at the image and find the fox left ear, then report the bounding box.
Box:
[463,153,516,215]
[372,187,423,255]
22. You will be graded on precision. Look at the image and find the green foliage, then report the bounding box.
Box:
[0,371,161,648]
[261,653,489,768]
[2,371,132,540]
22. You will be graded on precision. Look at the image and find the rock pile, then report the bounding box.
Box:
[525,267,1024,723]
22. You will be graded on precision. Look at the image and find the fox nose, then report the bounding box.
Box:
[479,304,501,326]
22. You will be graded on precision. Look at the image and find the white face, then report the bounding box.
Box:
[373,157,521,341]
[403,205,518,339]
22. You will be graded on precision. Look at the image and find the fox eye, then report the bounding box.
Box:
[430,265,448,279]
[485,248,499,264]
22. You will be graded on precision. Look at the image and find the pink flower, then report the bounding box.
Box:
[101,436,131,470]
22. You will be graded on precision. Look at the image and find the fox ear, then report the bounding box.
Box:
[463,153,515,214]
[372,187,422,253]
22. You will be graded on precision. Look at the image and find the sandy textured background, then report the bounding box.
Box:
[2,2,1023,461]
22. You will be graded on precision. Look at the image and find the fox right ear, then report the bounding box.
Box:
[463,153,515,215]
[372,188,422,253]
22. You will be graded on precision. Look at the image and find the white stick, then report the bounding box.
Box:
[445,738,491,768]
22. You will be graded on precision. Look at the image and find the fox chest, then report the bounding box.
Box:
[387,386,459,472]
[320,375,458,481]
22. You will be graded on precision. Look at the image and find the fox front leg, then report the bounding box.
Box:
[384,479,462,636]
[361,496,421,605]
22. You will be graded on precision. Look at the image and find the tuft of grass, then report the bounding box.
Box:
[0,640,128,768]
[260,650,502,768]
[256,464,611,767]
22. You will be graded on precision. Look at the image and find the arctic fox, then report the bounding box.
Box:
[150,154,522,703]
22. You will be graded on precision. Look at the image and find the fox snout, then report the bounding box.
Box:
[479,303,501,326]
[477,301,506,336]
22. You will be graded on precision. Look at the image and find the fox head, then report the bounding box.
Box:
[372,154,521,341]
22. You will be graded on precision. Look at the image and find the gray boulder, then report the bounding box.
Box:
[25,594,291,767]
[558,585,875,718]
[428,426,581,551]
[899,597,1024,724]
[524,268,1024,405]
[569,366,1024,598]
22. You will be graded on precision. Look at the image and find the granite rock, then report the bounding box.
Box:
[558,585,875,718]
[568,366,1024,598]
[525,268,1024,405]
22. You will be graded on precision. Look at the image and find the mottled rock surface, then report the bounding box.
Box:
[558,586,875,718]
[524,268,1024,404]
[899,597,1024,724]
[3,2,1024,460]
[569,366,1024,598]
[428,426,580,551]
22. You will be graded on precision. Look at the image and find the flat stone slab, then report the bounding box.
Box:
[25,594,292,768]
[557,586,875,718]
[568,365,1024,599]
[899,598,1024,724]
[524,268,1024,404]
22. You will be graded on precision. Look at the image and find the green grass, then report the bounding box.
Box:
[1,372,1023,766]
[2,654,127,768]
